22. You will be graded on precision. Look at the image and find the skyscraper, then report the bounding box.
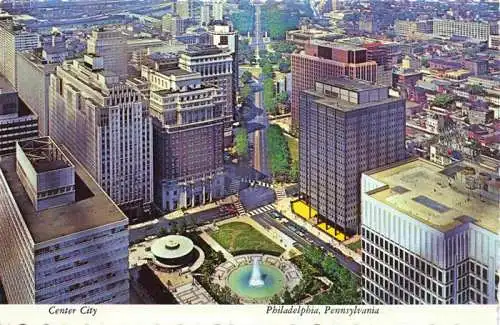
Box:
[176,0,192,19]
[208,23,238,109]
[0,15,40,87]
[291,40,378,132]
[49,55,153,217]
[0,137,129,304]
[0,74,38,155]
[361,158,499,304]
[299,78,406,235]
[141,59,225,211]
[212,0,225,21]
[200,0,211,26]
[162,14,186,36]
[87,28,128,79]
[179,45,234,146]
[16,51,59,136]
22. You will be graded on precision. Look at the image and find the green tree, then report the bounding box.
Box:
[432,93,454,109]
[263,78,277,114]
[239,84,252,104]
[234,128,249,159]
[240,71,253,84]
[262,64,274,79]
[289,159,299,182]
[267,125,291,177]
[277,91,288,104]
[269,294,282,304]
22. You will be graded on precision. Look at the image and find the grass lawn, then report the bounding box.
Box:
[240,65,262,79]
[286,135,298,163]
[210,222,284,254]
[346,240,362,252]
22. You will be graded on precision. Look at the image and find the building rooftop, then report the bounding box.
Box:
[303,78,398,112]
[151,235,194,260]
[365,158,499,234]
[0,74,16,94]
[0,144,127,244]
[181,45,225,56]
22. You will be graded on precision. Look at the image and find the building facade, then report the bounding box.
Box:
[291,41,378,132]
[433,19,490,42]
[208,23,238,109]
[0,137,129,304]
[0,75,38,155]
[179,45,234,146]
[361,158,499,305]
[0,16,40,87]
[87,28,128,79]
[16,51,59,136]
[49,56,153,217]
[162,14,186,36]
[141,62,225,211]
[395,20,433,38]
[299,79,406,235]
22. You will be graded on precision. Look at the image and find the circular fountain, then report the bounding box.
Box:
[213,254,302,303]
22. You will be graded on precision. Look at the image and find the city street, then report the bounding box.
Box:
[250,83,269,177]
[251,211,361,275]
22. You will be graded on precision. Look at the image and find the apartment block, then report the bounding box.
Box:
[395,19,433,38]
[0,137,129,304]
[361,158,499,305]
[433,19,490,42]
[49,55,153,217]
[291,40,378,132]
[179,45,234,146]
[0,75,38,155]
[299,78,406,235]
[141,61,225,211]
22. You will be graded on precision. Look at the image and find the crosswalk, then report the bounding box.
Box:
[275,187,286,201]
[234,200,246,215]
[247,204,275,216]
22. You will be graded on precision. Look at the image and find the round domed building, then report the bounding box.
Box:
[151,235,197,268]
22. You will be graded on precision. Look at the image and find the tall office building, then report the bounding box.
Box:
[291,40,378,132]
[141,61,225,211]
[0,16,40,87]
[49,55,153,217]
[200,0,211,26]
[0,137,129,304]
[0,74,38,155]
[87,28,128,79]
[208,23,238,108]
[299,78,406,235]
[176,0,192,19]
[179,45,234,146]
[16,51,59,136]
[162,14,186,36]
[361,158,499,304]
[432,19,490,42]
[212,0,225,21]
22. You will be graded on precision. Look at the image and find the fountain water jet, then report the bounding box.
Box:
[248,257,265,287]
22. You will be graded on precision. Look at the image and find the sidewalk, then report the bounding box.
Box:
[273,196,362,264]
[199,231,235,263]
